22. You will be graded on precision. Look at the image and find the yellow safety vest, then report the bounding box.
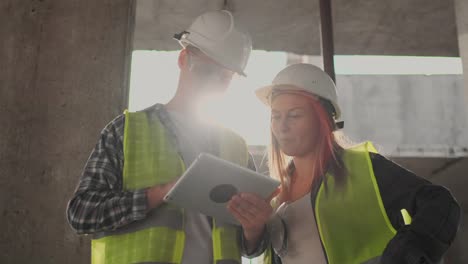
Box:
[265,142,408,264]
[91,109,249,264]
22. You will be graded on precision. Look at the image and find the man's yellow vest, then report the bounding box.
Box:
[91,110,249,264]
[264,142,402,264]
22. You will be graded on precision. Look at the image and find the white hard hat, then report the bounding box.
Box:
[174,10,252,76]
[256,63,342,119]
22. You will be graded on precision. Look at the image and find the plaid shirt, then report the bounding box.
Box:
[66,104,256,235]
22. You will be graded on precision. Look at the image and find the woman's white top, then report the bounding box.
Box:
[276,192,327,264]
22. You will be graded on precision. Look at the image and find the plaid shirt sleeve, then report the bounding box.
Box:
[66,114,148,235]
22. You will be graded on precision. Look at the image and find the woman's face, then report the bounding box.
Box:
[271,92,320,157]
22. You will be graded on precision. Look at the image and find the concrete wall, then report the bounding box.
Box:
[134,0,458,56]
[452,1,468,263]
[337,75,468,157]
[455,0,468,107]
[0,0,134,263]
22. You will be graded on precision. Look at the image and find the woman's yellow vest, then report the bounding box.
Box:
[91,110,249,264]
[264,142,406,264]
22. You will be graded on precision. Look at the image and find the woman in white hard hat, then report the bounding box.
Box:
[227,64,460,264]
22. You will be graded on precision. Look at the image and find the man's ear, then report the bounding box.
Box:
[178,48,188,70]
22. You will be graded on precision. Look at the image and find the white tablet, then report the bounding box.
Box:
[164,153,280,225]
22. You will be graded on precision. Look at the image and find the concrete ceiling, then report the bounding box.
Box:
[134,0,459,56]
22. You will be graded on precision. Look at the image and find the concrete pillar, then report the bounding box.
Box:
[0,0,134,263]
[451,0,468,263]
[456,0,468,110]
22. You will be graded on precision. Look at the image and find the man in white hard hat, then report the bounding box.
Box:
[67,10,254,264]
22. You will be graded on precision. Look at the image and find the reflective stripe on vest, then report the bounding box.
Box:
[93,205,183,239]
[213,220,241,264]
[92,109,248,264]
[315,142,397,263]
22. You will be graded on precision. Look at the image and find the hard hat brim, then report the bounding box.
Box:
[255,84,341,119]
[175,31,248,76]
[179,40,247,76]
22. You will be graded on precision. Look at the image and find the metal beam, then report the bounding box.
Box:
[319,0,336,82]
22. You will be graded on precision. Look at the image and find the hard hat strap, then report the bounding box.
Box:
[173,31,189,41]
[318,98,344,130]
[335,121,344,130]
